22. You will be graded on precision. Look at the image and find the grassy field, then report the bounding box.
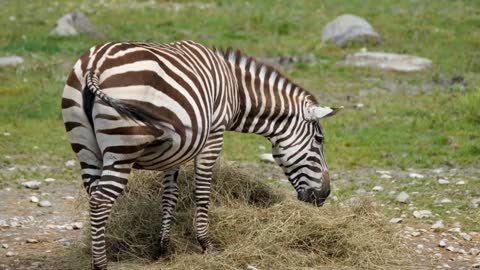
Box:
[1,0,479,172]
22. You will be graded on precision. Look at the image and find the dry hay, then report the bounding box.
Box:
[55,161,410,270]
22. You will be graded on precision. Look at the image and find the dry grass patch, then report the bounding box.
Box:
[55,161,411,270]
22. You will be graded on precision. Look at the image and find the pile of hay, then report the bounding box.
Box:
[57,161,409,270]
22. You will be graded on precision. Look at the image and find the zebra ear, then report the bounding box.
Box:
[305,106,343,120]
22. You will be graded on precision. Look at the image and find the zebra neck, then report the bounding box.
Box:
[227,57,311,138]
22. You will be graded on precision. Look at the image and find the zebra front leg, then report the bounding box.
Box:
[156,168,180,257]
[194,131,224,252]
[89,163,132,270]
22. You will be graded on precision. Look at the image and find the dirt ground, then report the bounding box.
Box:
[0,163,479,270]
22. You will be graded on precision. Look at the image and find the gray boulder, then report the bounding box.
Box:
[50,12,105,39]
[322,14,382,47]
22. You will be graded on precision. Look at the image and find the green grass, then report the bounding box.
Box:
[1,0,479,171]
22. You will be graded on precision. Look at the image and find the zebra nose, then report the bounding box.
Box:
[297,187,330,207]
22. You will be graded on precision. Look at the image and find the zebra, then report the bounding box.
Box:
[61,40,341,270]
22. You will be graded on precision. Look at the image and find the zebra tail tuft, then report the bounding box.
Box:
[83,72,159,129]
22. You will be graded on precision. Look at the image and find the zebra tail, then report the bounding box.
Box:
[83,72,159,128]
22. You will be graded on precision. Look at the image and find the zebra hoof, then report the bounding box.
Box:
[154,240,171,259]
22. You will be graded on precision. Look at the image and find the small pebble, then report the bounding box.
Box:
[30,196,39,203]
[26,239,38,244]
[456,180,466,185]
[409,173,425,179]
[416,244,424,250]
[446,246,458,252]
[439,239,447,247]
[380,174,392,179]
[460,232,472,241]
[246,266,258,270]
[37,200,52,207]
[413,210,433,219]
[63,196,75,201]
[469,248,480,256]
[438,179,450,185]
[65,160,76,167]
[431,220,445,230]
[372,186,383,192]
[1,244,8,249]
[44,178,56,183]
[440,198,452,204]
[21,180,41,189]
[5,251,17,257]
[389,218,403,224]
[396,192,410,203]
[411,231,422,237]
[72,222,83,230]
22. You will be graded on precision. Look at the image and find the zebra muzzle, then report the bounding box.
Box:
[297,187,330,206]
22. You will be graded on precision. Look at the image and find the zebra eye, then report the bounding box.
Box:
[314,135,324,143]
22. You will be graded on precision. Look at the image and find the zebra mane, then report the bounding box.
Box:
[214,47,316,103]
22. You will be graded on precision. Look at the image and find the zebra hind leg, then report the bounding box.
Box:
[89,162,133,270]
[194,131,224,252]
[155,168,180,258]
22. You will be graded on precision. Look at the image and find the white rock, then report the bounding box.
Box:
[432,168,443,174]
[1,243,8,249]
[446,246,458,252]
[246,266,258,270]
[258,145,266,151]
[413,210,433,219]
[438,179,450,185]
[26,239,38,244]
[29,196,39,203]
[63,196,75,201]
[433,253,442,259]
[375,170,391,175]
[396,192,410,203]
[448,227,461,233]
[0,56,24,67]
[65,160,76,167]
[408,173,425,179]
[21,180,41,189]
[469,248,480,256]
[72,222,83,230]
[355,103,364,109]
[321,14,382,47]
[470,198,480,209]
[460,232,472,241]
[411,231,422,237]
[416,244,424,250]
[343,52,432,72]
[440,198,452,204]
[439,239,447,247]
[456,180,466,185]
[380,174,392,179]
[3,132,11,136]
[441,263,451,268]
[431,220,445,230]
[389,218,403,224]
[259,153,275,163]
[44,178,56,183]
[37,200,52,207]
[473,263,480,268]
[372,186,383,192]
[5,251,17,257]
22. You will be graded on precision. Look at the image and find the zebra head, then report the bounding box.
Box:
[272,104,342,206]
